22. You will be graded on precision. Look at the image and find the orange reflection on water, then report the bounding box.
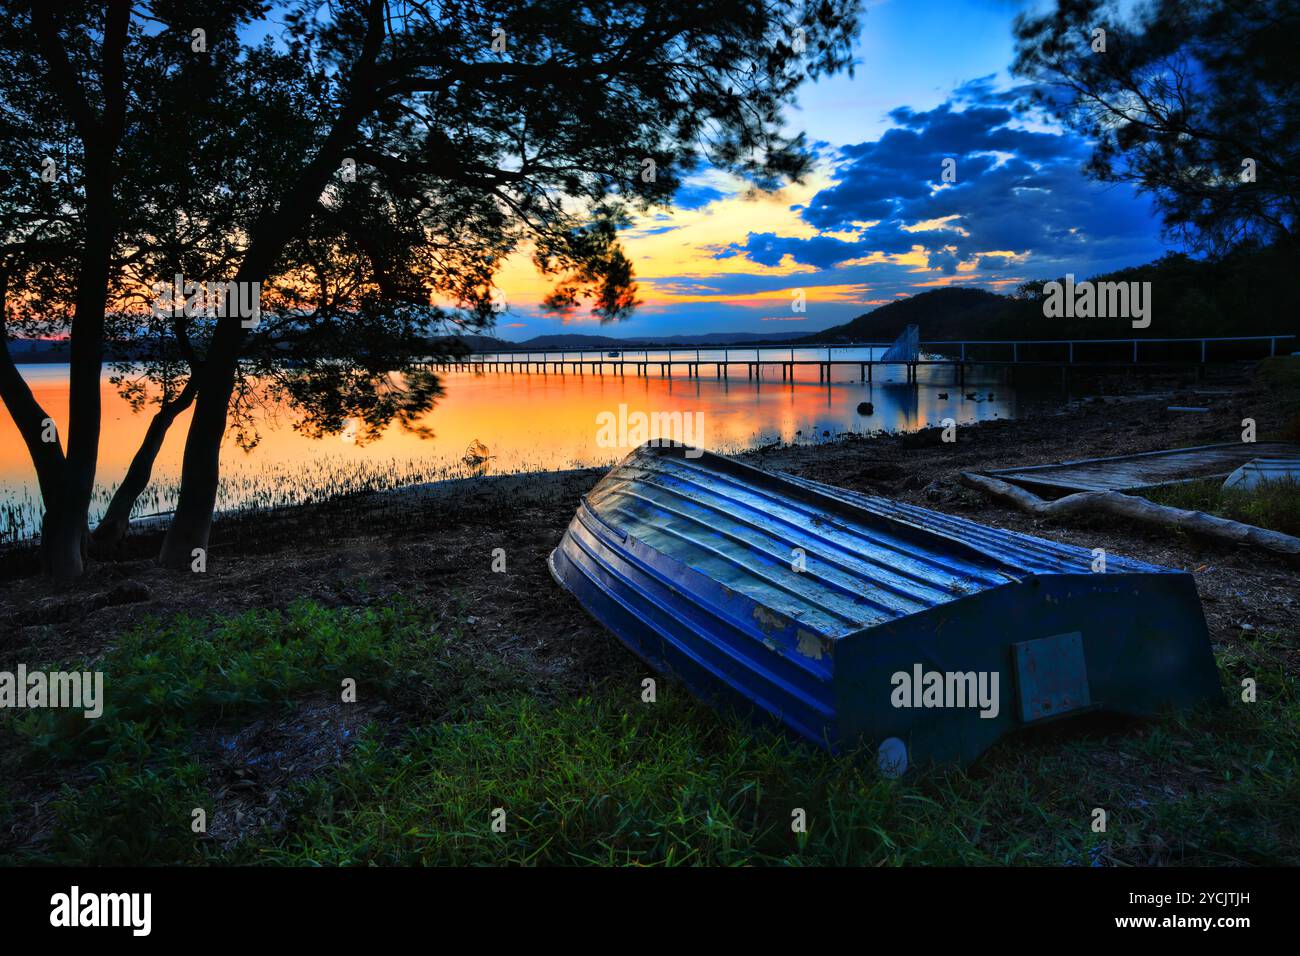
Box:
[0,363,1023,536]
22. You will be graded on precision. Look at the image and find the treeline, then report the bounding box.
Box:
[806,244,1300,347]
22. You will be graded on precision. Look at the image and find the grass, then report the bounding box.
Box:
[1137,358,1300,535]
[1255,356,1300,443]
[1144,477,1300,537]
[1256,355,1300,394]
[0,599,519,864]
[2,601,1297,866]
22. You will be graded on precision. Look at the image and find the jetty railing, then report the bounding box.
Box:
[418,334,1295,385]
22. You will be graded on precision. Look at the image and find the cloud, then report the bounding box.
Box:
[976,254,1017,271]
[722,81,1165,278]
[715,232,865,269]
[672,182,729,210]
[538,77,1172,340]
[926,247,962,275]
[622,223,681,238]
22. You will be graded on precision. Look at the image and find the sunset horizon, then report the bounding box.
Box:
[488,0,1171,341]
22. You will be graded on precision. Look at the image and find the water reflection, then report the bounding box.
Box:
[0,362,1045,539]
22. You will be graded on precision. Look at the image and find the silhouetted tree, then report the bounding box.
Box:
[1,0,860,576]
[0,1,139,579]
[155,0,862,567]
[1013,0,1299,256]
[0,1,475,571]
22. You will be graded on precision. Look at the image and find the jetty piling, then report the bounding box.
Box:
[422,335,1294,385]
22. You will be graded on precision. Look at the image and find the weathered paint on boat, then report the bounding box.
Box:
[986,441,1300,495]
[549,443,1222,767]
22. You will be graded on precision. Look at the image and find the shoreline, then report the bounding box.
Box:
[1,360,1296,864]
[0,361,1263,555]
[2,362,1296,660]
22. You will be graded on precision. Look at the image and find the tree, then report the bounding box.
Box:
[0,1,503,570]
[155,0,862,567]
[1,0,861,576]
[89,58,486,552]
[0,0,138,580]
[1013,0,1299,256]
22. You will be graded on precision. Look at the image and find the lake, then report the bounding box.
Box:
[0,354,1052,541]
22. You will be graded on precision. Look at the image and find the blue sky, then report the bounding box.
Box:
[492,0,1171,340]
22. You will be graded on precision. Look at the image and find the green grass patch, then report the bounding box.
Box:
[238,662,1299,866]
[2,601,1296,866]
[1255,356,1300,441]
[1144,477,1300,537]
[0,598,517,864]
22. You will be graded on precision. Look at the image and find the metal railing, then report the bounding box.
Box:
[442,334,1294,366]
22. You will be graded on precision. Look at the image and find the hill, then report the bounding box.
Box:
[491,330,811,350]
[801,288,1013,343]
[802,246,1300,345]
[4,339,72,363]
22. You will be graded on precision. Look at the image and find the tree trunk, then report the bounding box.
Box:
[91,380,197,555]
[1,266,79,580]
[158,328,243,568]
[21,3,131,580]
[156,40,383,570]
[40,507,88,580]
[959,472,1300,561]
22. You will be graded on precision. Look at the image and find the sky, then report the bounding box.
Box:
[493,0,1170,341]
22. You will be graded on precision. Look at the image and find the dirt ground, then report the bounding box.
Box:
[2,363,1297,687]
[1,362,1298,859]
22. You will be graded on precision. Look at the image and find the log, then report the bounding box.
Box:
[958,472,1300,560]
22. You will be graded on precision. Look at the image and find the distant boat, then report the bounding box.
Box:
[550,443,1221,770]
[607,350,621,358]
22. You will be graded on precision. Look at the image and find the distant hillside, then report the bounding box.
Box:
[494,330,811,350]
[8,330,810,363]
[426,333,504,353]
[11,246,1294,365]
[493,333,633,349]
[801,288,1012,343]
[802,246,1300,345]
[4,338,72,363]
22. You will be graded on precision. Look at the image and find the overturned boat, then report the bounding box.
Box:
[549,443,1222,770]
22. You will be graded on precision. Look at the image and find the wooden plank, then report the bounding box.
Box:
[986,442,1300,495]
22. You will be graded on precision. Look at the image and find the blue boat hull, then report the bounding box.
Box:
[549,444,1222,767]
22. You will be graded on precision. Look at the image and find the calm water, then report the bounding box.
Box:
[0,354,1052,540]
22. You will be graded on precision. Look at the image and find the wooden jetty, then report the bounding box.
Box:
[986,442,1300,496]
[420,334,1295,386]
